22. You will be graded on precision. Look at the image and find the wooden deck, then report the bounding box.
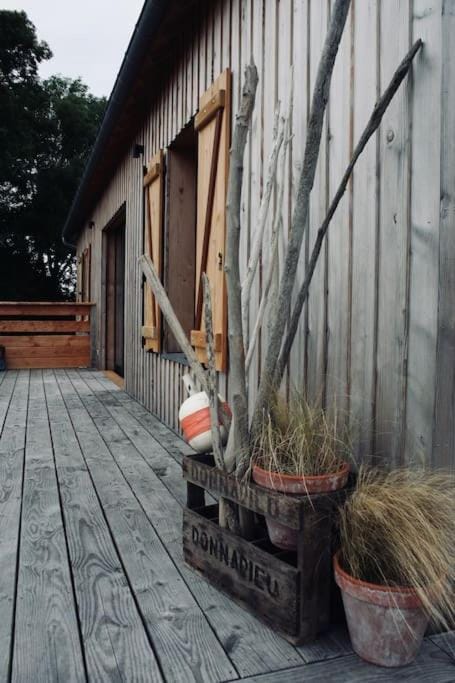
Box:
[0,368,453,682]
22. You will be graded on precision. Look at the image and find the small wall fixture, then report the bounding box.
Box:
[133,143,145,158]
[89,220,95,229]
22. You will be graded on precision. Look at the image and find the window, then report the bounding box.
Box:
[141,68,231,373]
[163,124,198,355]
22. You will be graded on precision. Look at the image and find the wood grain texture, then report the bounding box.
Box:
[43,370,161,683]
[405,1,442,465]
[432,0,455,472]
[70,370,304,678]
[430,631,455,660]
[12,370,86,683]
[349,0,378,460]
[240,638,455,682]
[374,0,410,467]
[0,370,29,681]
[55,370,236,683]
[0,370,17,434]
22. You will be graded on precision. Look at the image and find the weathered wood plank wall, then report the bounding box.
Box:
[76,0,454,471]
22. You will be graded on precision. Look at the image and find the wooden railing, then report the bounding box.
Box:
[0,302,95,369]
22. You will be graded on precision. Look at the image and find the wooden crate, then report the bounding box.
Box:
[183,453,348,644]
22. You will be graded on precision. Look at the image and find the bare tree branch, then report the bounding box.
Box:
[251,0,352,437]
[241,106,285,344]
[203,272,224,469]
[224,60,259,477]
[274,38,423,387]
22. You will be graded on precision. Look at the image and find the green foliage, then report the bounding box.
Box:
[0,10,106,300]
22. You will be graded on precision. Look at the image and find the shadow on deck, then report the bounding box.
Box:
[0,368,453,682]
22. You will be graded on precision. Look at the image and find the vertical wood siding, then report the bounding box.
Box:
[76,0,454,471]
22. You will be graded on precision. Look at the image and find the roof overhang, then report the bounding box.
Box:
[62,0,200,246]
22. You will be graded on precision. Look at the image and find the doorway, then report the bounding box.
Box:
[104,209,125,377]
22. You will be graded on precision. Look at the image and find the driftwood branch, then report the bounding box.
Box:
[139,254,231,432]
[273,38,423,387]
[224,61,259,478]
[251,0,352,436]
[246,95,293,371]
[241,107,285,344]
[203,273,224,469]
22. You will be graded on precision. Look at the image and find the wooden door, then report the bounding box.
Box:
[105,218,125,376]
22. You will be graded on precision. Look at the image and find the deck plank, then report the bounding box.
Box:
[12,370,86,682]
[431,632,455,661]
[296,624,353,664]
[240,638,455,682]
[43,370,162,683]
[69,371,305,678]
[55,370,237,683]
[0,370,17,435]
[0,370,29,681]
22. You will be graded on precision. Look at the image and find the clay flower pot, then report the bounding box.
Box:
[333,551,429,667]
[252,462,349,550]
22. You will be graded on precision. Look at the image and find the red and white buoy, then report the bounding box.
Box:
[179,374,230,453]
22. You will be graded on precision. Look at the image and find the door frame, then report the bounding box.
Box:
[101,204,126,375]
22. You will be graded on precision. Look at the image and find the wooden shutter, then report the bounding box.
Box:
[191,69,231,372]
[142,149,164,352]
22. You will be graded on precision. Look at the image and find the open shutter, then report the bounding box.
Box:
[142,149,164,352]
[191,68,231,373]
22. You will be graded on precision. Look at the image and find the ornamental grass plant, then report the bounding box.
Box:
[338,467,455,629]
[252,392,351,477]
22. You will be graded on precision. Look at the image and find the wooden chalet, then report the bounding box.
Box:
[63,0,455,471]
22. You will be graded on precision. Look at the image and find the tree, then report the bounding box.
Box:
[0,10,106,300]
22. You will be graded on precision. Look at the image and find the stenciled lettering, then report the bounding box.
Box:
[190,522,280,598]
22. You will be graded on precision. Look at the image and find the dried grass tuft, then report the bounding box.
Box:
[252,392,351,477]
[339,467,455,629]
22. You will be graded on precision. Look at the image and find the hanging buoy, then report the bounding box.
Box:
[178,373,230,452]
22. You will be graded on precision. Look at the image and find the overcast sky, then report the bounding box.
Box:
[2,0,145,97]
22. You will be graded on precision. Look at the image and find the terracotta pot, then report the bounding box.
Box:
[252,462,349,551]
[333,551,429,667]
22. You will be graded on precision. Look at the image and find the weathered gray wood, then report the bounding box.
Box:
[240,637,455,682]
[43,370,161,683]
[405,2,441,466]
[296,624,353,663]
[183,508,299,636]
[224,61,258,476]
[275,39,424,390]
[12,370,86,682]
[252,0,352,434]
[430,631,455,660]
[70,370,304,677]
[203,273,224,469]
[183,455,302,529]
[374,2,411,467]
[0,370,29,681]
[54,371,235,683]
[432,0,455,472]
[0,369,17,434]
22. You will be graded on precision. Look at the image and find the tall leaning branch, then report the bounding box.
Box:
[251,0,351,437]
[203,273,224,469]
[139,254,231,431]
[273,38,423,387]
[224,61,259,477]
